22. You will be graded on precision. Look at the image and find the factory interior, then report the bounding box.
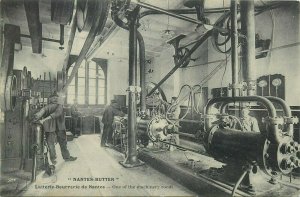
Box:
[0,0,300,196]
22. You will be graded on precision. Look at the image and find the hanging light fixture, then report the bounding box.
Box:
[161,0,175,39]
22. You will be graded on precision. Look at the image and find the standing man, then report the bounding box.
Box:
[101,100,125,147]
[70,100,81,137]
[32,91,77,164]
[240,106,260,132]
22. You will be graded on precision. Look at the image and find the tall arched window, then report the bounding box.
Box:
[67,59,107,105]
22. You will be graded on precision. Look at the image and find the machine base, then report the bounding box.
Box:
[119,160,145,168]
[138,147,300,196]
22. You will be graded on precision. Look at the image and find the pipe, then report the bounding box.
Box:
[220,102,229,114]
[122,7,140,166]
[31,123,43,182]
[205,96,276,118]
[20,34,61,44]
[241,0,256,96]
[265,96,291,117]
[140,8,227,18]
[62,1,108,93]
[158,140,204,155]
[137,31,146,113]
[137,1,228,33]
[231,166,251,196]
[175,131,196,138]
[137,1,206,26]
[49,72,52,93]
[265,96,293,136]
[230,0,239,97]
[147,30,212,96]
[111,10,146,113]
[204,96,279,143]
[139,4,280,19]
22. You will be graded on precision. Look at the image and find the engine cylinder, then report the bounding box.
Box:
[206,126,265,164]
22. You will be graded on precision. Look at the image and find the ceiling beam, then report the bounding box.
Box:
[24,0,42,53]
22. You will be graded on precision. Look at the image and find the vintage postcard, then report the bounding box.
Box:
[0,0,299,196]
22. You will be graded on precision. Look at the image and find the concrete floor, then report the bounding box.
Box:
[20,134,197,196]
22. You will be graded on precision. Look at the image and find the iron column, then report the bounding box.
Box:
[241,0,256,95]
[230,0,239,97]
[121,7,144,167]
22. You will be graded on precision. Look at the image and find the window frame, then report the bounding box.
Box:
[66,58,107,106]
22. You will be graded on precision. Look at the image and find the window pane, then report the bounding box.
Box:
[89,96,96,105]
[98,87,105,96]
[78,64,85,77]
[67,94,75,104]
[89,89,96,96]
[89,79,96,88]
[78,77,85,87]
[67,85,75,94]
[78,85,85,93]
[99,79,105,88]
[67,85,75,104]
[98,96,105,104]
[78,95,85,104]
[69,78,75,86]
[89,63,97,78]
[78,77,85,84]
[98,68,105,79]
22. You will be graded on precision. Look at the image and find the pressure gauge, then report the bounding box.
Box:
[272,78,282,87]
[258,80,268,87]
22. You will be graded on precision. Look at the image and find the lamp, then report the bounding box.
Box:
[161,0,175,39]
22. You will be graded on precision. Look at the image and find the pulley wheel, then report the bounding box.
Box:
[76,0,110,35]
[51,0,74,25]
[147,117,169,142]
[4,75,17,111]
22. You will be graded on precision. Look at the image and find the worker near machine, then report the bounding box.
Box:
[70,100,81,138]
[239,106,260,132]
[101,100,125,147]
[32,91,77,164]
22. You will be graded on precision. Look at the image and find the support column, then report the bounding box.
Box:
[230,0,239,97]
[121,7,144,168]
[241,0,256,95]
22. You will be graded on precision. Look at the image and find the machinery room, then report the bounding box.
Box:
[0,0,300,196]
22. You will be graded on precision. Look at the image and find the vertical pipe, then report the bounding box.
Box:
[122,9,140,166]
[85,60,89,105]
[75,72,78,103]
[43,72,46,104]
[241,0,256,96]
[230,0,239,97]
[137,31,146,113]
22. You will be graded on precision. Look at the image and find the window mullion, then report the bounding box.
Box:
[85,60,89,105]
[96,64,99,105]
